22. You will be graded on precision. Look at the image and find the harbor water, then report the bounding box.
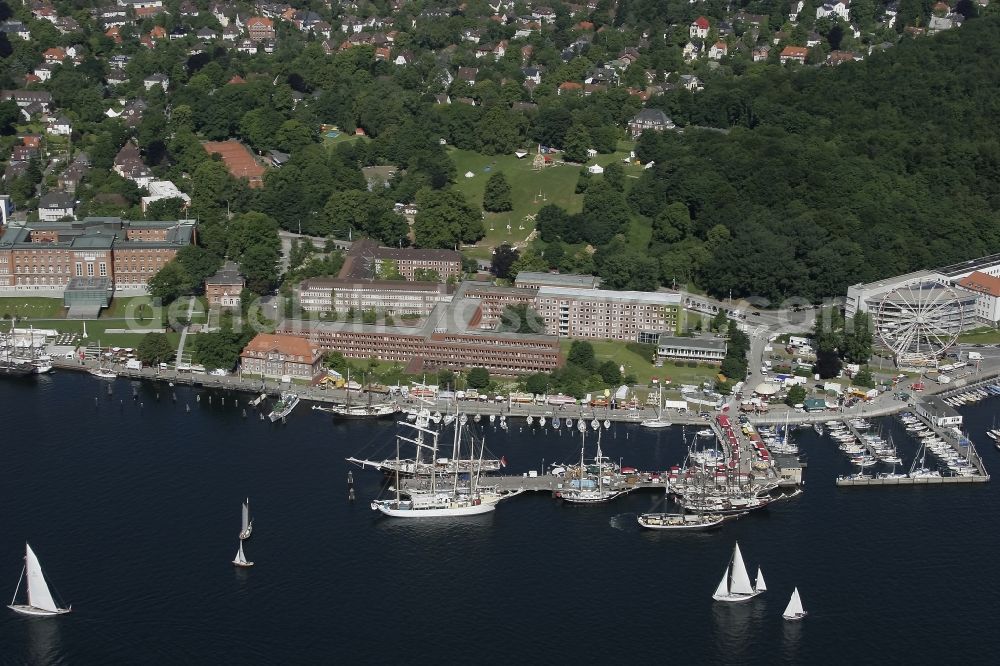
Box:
[1,373,998,663]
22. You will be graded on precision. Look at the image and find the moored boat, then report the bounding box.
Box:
[268,392,299,422]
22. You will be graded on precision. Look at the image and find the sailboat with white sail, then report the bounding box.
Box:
[712,542,764,603]
[782,587,807,621]
[8,543,71,616]
[239,498,253,540]
[641,385,671,429]
[233,541,254,568]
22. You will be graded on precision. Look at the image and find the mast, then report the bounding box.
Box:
[394,436,401,504]
[475,432,485,495]
[451,412,462,497]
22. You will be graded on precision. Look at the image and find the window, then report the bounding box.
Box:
[87,263,94,277]
[99,262,107,277]
[75,263,82,277]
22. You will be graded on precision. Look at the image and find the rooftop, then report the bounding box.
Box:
[514,271,600,289]
[242,333,319,359]
[656,335,727,351]
[536,286,682,305]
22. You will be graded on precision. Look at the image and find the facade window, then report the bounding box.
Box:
[99,262,107,277]
[75,263,82,277]
[87,263,94,277]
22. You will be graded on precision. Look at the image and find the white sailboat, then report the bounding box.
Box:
[712,542,763,603]
[8,543,71,616]
[755,567,766,592]
[641,385,671,428]
[782,587,807,621]
[239,498,253,540]
[232,541,254,568]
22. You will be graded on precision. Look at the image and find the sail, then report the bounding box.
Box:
[755,567,767,592]
[24,544,59,613]
[783,588,804,617]
[714,565,730,597]
[241,501,249,532]
[235,542,246,564]
[730,543,754,595]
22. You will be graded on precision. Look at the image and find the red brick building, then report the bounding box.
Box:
[240,333,324,380]
[204,261,244,307]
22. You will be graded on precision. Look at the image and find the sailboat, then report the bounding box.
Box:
[89,343,117,379]
[239,499,253,540]
[641,385,671,428]
[712,542,764,603]
[370,415,502,518]
[8,543,71,616]
[782,587,807,621]
[755,567,766,592]
[637,490,726,530]
[557,423,629,504]
[233,541,254,568]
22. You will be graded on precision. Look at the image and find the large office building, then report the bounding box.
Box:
[533,286,682,340]
[298,278,452,316]
[956,271,1000,325]
[278,294,561,375]
[0,217,195,295]
[656,335,728,362]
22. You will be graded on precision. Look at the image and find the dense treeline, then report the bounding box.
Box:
[533,17,1000,302]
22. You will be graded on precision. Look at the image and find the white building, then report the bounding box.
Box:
[816,0,851,20]
[140,180,191,212]
[957,271,1000,324]
[656,335,727,362]
[533,287,682,341]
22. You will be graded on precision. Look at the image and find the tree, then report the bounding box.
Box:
[567,340,597,372]
[176,245,222,289]
[240,243,280,294]
[524,372,550,395]
[854,367,876,388]
[604,162,625,192]
[145,197,187,221]
[651,203,692,245]
[413,189,482,248]
[483,172,513,212]
[491,243,519,279]
[597,360,622,385]
[193,319,254,371]
[815,349,843,379]
[498,303,545,334]
[136,333,175,366]
[711,310,728,332]
[785,385,807,406]
[148,261,193,305]
[466,366,490,389]
[562,123,591,164]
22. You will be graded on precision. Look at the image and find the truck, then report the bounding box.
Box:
[125,359,142,371]
[967,352,983,361]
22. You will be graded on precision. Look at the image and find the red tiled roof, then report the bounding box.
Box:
[242,333,318,359]
[958,271,1000,298]
[694,16,710,28]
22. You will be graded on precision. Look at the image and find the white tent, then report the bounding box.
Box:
[464,171,475,178]
[587,164,604,174]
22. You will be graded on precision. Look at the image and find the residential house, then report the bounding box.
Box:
[682,41,700,62]
[1,91,53,114]
[236,38,258,54]
[393,51,414,66]
[522,67,542,84]
[558,81,583,95]
[708,41,728,60]
[789,0,805,21]
[42,47,66,63]
[690,16,710,40]
[456,67,478,85]
[33,64,56,82]
[143,73,169,91]
[628,108,675,138]
[779,46,809,64]
[826,50,858,65]
[46,116,72,136]
[204,261,245,308]
[246,16,275,41]
[0,20,31,40]
[678,74,704,92]
[753,46,771,61]
[222,24,241,41]
[58,162,88,193]
[38,191,76,222]
[816,0,851,20]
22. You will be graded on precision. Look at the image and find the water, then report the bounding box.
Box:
[1,373,998,663]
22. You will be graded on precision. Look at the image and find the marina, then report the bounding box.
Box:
[1,372,999,661]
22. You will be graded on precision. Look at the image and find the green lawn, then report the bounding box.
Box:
[559,338,718,389]
[449,144,639,258]
[0,297,66,319]
[22,318,180,349]
[959,327,1000,344]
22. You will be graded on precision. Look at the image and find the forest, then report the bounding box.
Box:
[530,16,1000,302]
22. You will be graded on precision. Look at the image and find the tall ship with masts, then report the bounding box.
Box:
[370,413,516,518]
[555,421,632,504]
[313,370,399,419]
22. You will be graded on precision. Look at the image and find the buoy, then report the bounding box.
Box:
[196,395,201,403]
[242,409,247,418]
[94,396,98,406]
[186,404,190,412]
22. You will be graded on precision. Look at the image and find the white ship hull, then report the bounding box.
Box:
[371,500,496,517]
[712,590,761,603]
[8,604,71,617]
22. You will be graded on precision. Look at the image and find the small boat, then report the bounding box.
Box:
[8,543,71,616]
[697,429,715,438]
[473,414,481,423]
[268,392,299,422]
[712,542,763,603]
[782,587,807,621]
[755,567,766,592]
[552,417,560,429]
[642,386,672,429]
[489,414,496,423]
[539,416,546,427]
[637,512,725,531]
[239,498,253,540]
[603,419,611,429]
[526,416,534,425]
[90,368,117,380]
[813,423,823,435]
[565,418,573,429]
[233,541,254,568]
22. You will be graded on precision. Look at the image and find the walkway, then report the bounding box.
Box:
[175,296,196,363]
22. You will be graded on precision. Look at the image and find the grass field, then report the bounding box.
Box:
[958,327,1000,344]
[449,145,641,258]
[0,297,65,319]
[559,339,718,390]
[20,318,180,349]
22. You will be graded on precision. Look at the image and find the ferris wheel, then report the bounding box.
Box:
[875,281,964,365]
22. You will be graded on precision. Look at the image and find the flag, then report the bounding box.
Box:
[500,456,507,468]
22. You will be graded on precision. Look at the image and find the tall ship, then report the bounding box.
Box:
[370,414,516,518]
[1,324,35,378]
[554,422,632,504]
[347,409,504,476]
[313,370,398,419]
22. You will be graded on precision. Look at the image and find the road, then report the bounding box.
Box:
[175,296,196,363]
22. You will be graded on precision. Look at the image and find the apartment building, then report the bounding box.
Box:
[533,286,682,340]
